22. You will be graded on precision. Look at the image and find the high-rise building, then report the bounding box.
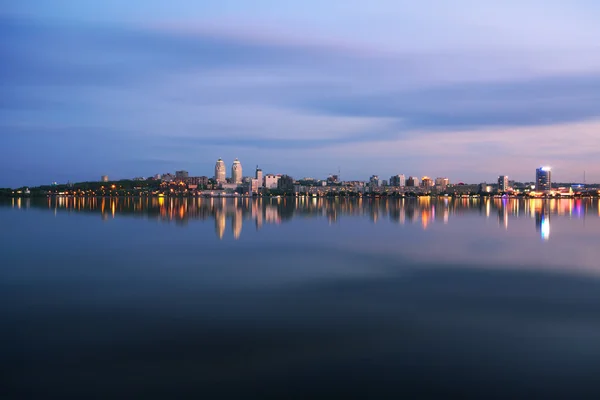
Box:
[255,166,263,187]
[535,167,552,192]
[369,175,380,187]
[398,174,406,187]
[214,158,226,184]
[101,175,109,182]
[231,158,242,184]
[406,176,420,187]
[498,175,509,192]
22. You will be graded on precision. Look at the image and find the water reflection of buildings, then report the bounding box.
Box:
[6,196,600,241]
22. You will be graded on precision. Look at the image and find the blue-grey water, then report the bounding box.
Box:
[2,196,600,398]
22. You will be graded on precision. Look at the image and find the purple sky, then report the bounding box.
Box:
[2,1,600,187]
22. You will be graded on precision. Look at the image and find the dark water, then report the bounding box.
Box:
[2,196,600,398]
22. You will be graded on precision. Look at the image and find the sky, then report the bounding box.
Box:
[2,0,600,187]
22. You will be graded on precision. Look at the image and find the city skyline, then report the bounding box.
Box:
[3,1,600,188]
[6,160,598,189]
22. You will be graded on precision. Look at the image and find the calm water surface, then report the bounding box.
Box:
[2,197,600,398]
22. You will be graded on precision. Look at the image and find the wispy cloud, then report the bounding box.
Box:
[1,3,600,187]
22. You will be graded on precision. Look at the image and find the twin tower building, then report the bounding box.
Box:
[214,158,243,185]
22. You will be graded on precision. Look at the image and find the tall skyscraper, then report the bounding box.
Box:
[255,166,263,187]
[398,174,406,187]
[535,167,552,192]
[231,158,243,184]
[498,175,509,192]
[214,158,226,184]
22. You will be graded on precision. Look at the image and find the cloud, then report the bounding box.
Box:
[2,11,600,186]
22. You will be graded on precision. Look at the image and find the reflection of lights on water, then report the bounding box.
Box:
[541,216,550,241]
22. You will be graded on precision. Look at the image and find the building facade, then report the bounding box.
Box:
[421,176,434,189]
[498,175,509,192]
[277,175,295,191]
[389,174,406,187]
[406,176,420,187]
[231,158,243,184]
[255,166,263,187]
[175,170,189,180]
[369,175,380,187]
[264,174,280,189]
[535,167,552,192]
[162,173,175,182]
[186,176,209,186]
[215,158,226,184]
[101,175,109,182]
[435,177,449,190]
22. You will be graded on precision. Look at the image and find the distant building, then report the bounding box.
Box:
[421,176,434,189]
[327,175,340,184]
[231,158,243,184]
[435,177,449,190]
[390,174,406,187]
[264,174,280,189]
[186,176,209,186]
[215,158,226,184]
[250,179,260,194]
[101,175,109,182]
[498,175,509,192]
[406,176,420,187]
[369,175,380,187]
[175,170,189,180]
[162,173,175,182]
[277,175,295,191]
[535,167,552,192]
[255,166,263,187]
[242,178,260,195]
